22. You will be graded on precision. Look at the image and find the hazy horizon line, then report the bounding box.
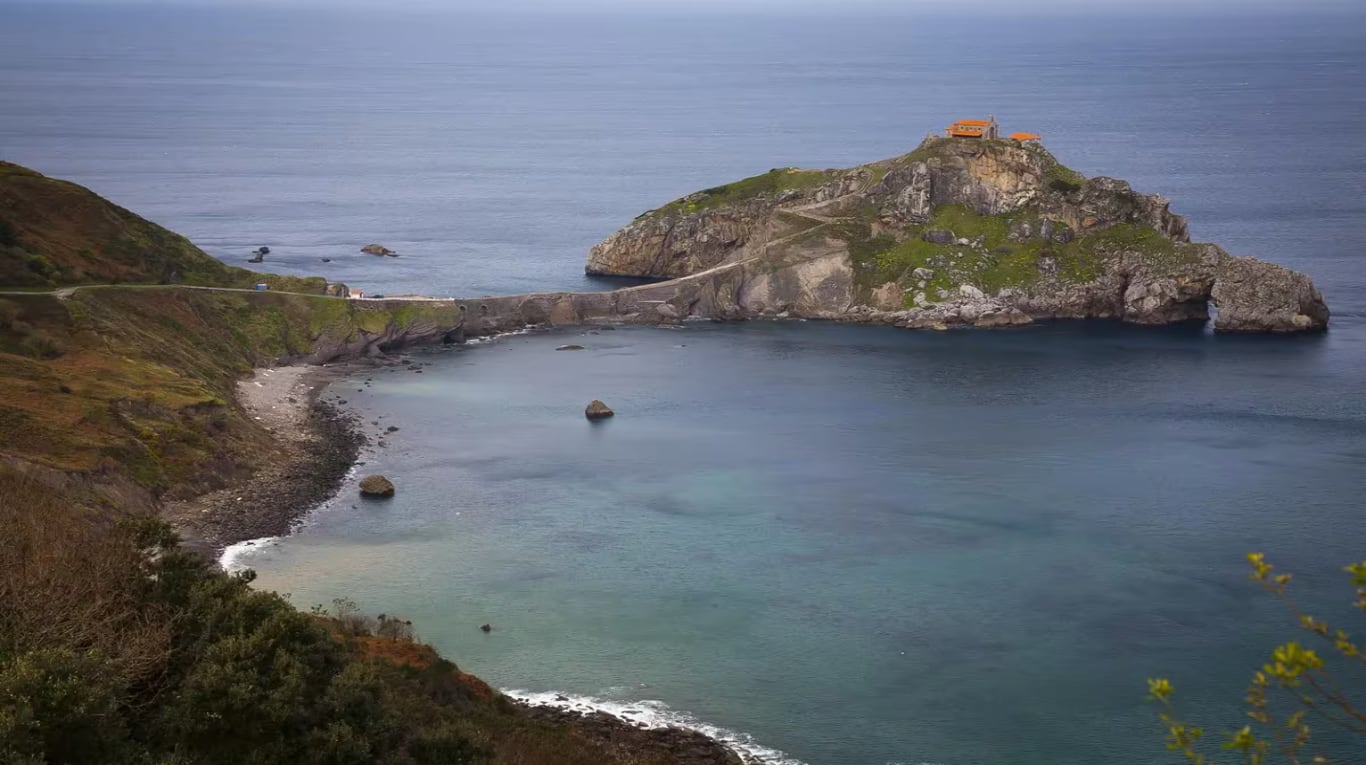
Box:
[2,0,1363,18]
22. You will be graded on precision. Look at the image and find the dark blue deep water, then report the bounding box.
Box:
[4,4,1366,764]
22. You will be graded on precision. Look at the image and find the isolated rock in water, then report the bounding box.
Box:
[585,400,614,420]
[361,244,397,257]
[480,623,492,633]
[556,344,585,351]
[359,474,395,497]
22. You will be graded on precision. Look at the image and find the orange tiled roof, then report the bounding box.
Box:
[953,119,991,126]
[1009,132,1042,140]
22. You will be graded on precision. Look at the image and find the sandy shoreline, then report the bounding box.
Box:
[164,362,370,558]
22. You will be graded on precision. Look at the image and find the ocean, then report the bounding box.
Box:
[4,4,1366,764]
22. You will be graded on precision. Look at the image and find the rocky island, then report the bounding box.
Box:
[585,136,1329,333]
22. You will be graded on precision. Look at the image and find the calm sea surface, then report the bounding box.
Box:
[4,5,1366,764]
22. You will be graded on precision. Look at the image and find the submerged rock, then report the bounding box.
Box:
[556,344,585,351]
[585,400,614,420]
[359,474,395,498]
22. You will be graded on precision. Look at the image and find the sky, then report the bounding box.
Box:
[1,0,1360,14]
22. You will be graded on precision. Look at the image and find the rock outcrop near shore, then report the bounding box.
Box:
[583,137,1328,333]
[360,474,396,497]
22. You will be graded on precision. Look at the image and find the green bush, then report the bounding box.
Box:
[18,331,62,359]
[0,648,129,763]
[0,491,489,765]
[0,300,18,329]
[1149,554,1366,764]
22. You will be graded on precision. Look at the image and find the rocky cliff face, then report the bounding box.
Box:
[583,137,1327,333]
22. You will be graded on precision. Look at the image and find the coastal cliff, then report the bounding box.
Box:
[585,137,1329,333]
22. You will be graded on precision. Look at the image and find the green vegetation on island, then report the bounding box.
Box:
[652,166,844,217]
[840,205,1197,304]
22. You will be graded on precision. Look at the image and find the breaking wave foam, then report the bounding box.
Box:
[218,463,362,573]
[219,536,282,572]
[505,688,806,765]
[464,325,540,344]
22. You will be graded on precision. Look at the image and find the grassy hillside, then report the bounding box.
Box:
[0,161,318,290]
[0,160,456,502]
[0,161,241,288]
[0,288,463,502]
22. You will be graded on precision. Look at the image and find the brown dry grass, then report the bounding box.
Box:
[0,468,173,686]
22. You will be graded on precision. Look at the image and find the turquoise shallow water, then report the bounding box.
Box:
[239,322,1366,765]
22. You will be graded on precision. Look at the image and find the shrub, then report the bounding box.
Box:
[0,471,490,764]
[0,648,128,763]
[25,254,56,280]
[1148,554,1366,764]
[19,331,62,359]
[0,300,18,329]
